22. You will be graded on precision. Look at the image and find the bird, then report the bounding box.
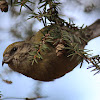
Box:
[2,19,100,81]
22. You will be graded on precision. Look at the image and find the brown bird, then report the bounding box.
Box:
[2,19,100,81]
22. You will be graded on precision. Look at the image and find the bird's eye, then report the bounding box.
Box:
[10,47,17,55]
[12,47,17,51]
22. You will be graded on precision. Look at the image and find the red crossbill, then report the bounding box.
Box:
[2,19,100,81]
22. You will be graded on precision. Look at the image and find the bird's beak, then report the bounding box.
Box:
[2,55,10,66]
[2,60,5,66]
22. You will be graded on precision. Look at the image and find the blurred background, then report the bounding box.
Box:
[0,0,100,100]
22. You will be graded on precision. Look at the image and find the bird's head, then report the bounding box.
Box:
[2,41,31,66]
